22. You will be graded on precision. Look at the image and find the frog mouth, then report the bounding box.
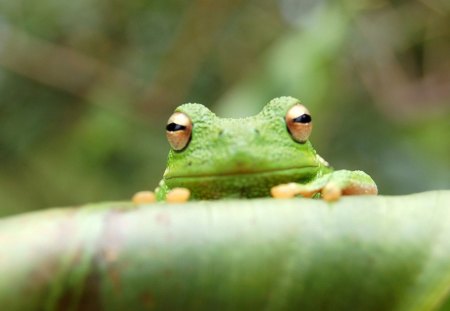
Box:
[165,166,318,180]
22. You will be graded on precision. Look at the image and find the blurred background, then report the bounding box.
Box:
[0,0,449,217]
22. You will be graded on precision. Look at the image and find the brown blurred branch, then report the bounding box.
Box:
[0,191,449,310]
[0,0,245,119]
[353,8,450,122]
[0,24,144,100]
[139,0,244,111]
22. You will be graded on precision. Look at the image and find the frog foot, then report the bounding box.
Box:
[270,181,373,201]
[166,187,191,203]
[270,183,318,199]
[270,182,342,201]
[320,181,378,201]
[132,191,156,204]
[271,170,378,201]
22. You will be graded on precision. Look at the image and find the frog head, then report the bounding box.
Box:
[162,96,327,199]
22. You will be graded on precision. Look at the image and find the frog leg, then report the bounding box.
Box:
[155,180,169,202]
[271,176,329,199]
[271,170,377,201]
[320,170,378,201]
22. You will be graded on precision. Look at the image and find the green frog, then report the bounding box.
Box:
[133,96,377,204]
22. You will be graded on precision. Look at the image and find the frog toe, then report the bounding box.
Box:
[166,187,191,203]
[321,182,342,202]
[271,183,298,199]
[271,183,319,199]
[342,183,378,195]
[132,191,156,205]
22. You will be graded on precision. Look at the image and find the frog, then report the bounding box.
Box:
[132,96,377,204]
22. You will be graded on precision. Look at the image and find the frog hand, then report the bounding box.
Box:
[153,180,191,203]
[271,170,378,201]
[132,188,191,204]
[132,179,191,204]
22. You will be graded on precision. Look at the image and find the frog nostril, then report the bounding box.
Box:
[254,129,260,135]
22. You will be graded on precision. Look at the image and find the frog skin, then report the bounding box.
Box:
[150,96,377,202]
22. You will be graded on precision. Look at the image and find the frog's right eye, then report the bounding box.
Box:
[286,104,312,143]
[166,112,192,151]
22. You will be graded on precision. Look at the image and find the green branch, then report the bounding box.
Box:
[0,191,449,311]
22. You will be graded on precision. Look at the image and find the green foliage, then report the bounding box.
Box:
[0,191,449,310]
[0,0,449,216]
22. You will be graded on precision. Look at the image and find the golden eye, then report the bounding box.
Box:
[166,112,192,151]
[286,104,312,143]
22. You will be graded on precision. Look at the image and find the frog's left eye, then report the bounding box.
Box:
[166,112,192,151]
[286,104,312,143]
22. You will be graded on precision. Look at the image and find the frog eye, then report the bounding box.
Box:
[286,104,312,143]
[166,112,192,151]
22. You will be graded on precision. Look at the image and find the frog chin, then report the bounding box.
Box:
[165,165,319,181]
[164,166,319,199]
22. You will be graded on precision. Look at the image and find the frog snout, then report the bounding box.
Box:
[218,126,261,141]
[222,133,266,170]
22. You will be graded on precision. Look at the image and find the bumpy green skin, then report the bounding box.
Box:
[156,97,377,201]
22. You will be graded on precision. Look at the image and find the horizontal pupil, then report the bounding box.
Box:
[166,123,186,132]
[293,114,312,124]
